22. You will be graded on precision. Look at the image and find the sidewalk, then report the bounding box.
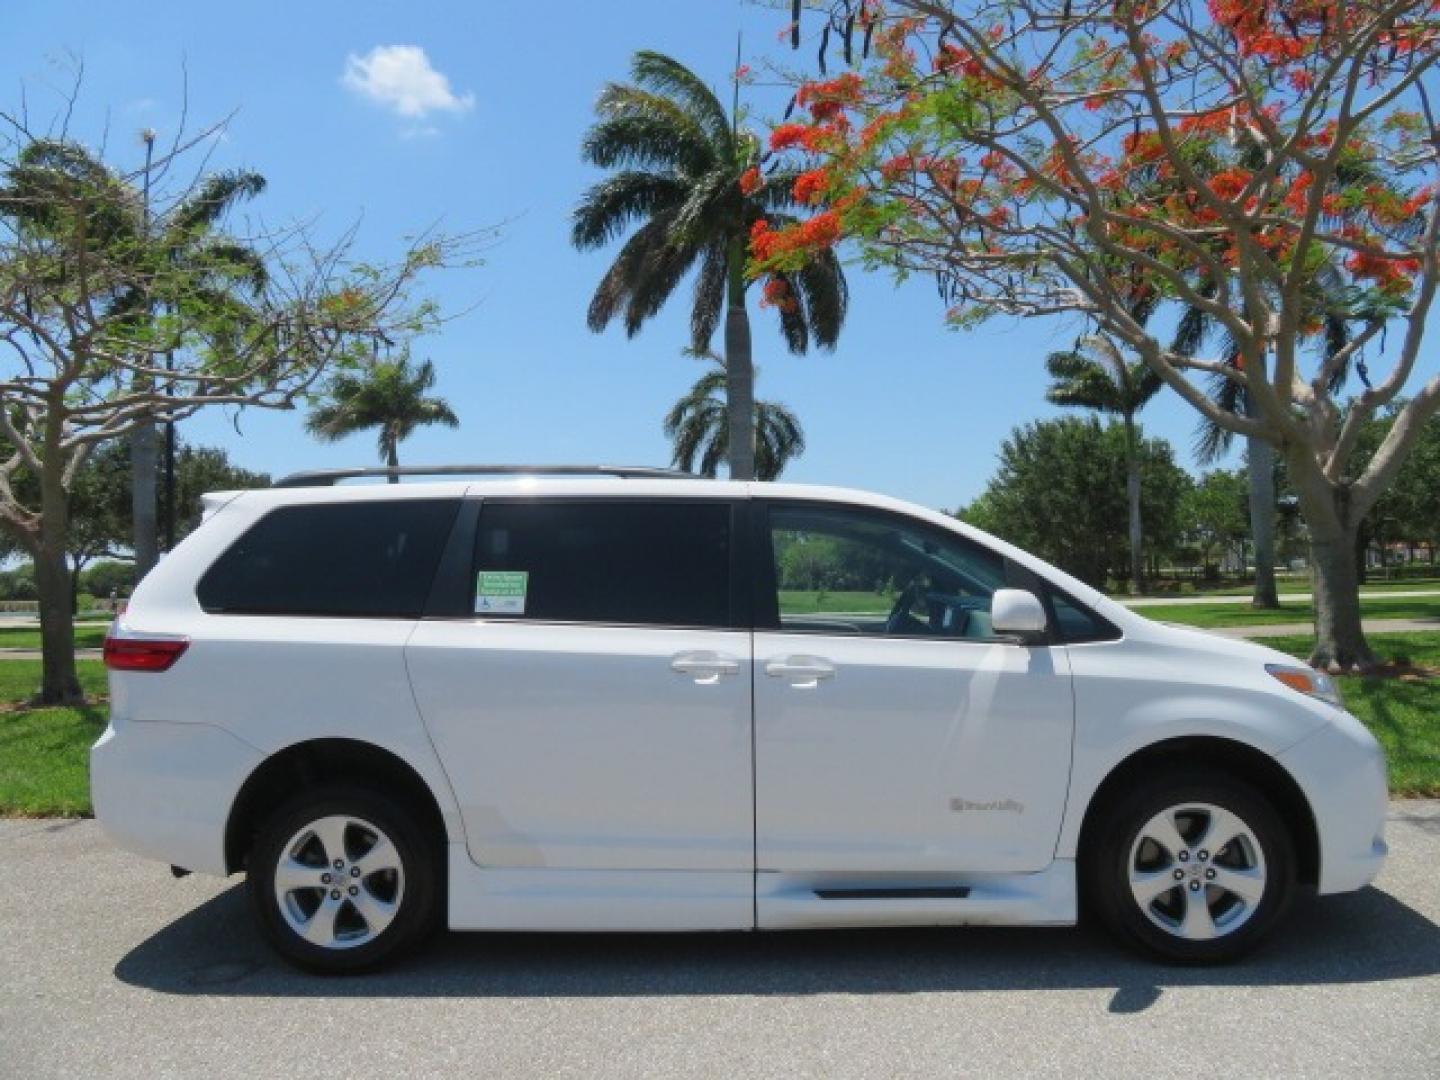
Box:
[1202,617,1440,640]
[1121,588,1440,608]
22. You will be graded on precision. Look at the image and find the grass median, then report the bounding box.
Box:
[0,660,108,816]
[0,634,1434,816]
[1136,594,1440,628]
[0,624,110,651]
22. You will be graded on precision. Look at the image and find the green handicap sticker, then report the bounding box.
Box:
[475,570,528,615]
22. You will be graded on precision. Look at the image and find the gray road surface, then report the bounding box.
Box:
[2,805,1438,1079]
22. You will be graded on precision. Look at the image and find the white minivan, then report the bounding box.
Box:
[91,466,1388,972]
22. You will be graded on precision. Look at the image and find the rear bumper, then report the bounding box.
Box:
[90,719,262,877]
[1278,716,1389,895]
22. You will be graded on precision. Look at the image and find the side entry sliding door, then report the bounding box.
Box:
[406,497,755,930]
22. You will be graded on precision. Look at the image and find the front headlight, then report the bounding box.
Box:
[1266,663,1343,708]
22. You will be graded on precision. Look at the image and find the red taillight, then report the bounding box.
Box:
[103,636,189,672]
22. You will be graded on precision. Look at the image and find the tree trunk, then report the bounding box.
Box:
[386,439,400,484]
[37,447,82,705]
[1287,464,1373,671]
[723,239,756,482]
[1308,521,1373,672]
[1246,432,1280,609]
[1123,417,1144,596]
[131,420,160,581]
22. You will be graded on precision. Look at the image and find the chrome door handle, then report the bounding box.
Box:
[765,656,836,686]
[670,651,741,684]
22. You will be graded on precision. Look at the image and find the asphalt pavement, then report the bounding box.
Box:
[1,804,1438,1079]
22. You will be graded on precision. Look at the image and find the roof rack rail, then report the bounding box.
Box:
[272,464,698,488]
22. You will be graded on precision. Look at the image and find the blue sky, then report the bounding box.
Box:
[7,0,1268,510]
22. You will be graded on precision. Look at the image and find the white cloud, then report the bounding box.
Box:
[341,45,474,120]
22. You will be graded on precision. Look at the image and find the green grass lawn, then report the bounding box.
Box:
[0,624,109,650]
[1119,576,1440,599]
[0,660,108,816]
[778,589,895,614]
[1137,594,1440,629]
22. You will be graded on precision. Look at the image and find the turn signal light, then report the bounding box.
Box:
[103,636,190,673]
[1265,663,1342,707]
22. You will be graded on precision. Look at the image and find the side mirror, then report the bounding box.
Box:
[990,588,1048,643]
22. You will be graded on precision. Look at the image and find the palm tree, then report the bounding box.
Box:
[4,138,267,576]
[306,354,459,480]
[664,355,805,480]
[573,50,847,479]
[1045,335,1162,595]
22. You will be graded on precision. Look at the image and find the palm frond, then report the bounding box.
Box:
[630,51,734,158]
[774,272,809,355]
[690,241,728,353]
[585,212,677,332]
[584,87,716,175]
[572,170,687,250]
[1044,349,1124,414]
[171,170,266,234]
[795,247,847,350]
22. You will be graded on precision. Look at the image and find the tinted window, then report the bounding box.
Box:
[473,501,732,628]
[1051,592,1122,643]
[767,504,1006,639]
[198,499,460,617]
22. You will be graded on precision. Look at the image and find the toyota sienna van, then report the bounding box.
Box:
[91,465,1388,972]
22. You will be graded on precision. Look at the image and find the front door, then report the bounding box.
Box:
[407,498,753,887]
[752,501,1075,876]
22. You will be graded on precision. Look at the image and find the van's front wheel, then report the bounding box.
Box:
[248,787,439,973]
[1085,772,1295,963]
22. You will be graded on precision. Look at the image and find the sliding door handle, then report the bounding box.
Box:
[765,656,836,685]
[670,651,741,684]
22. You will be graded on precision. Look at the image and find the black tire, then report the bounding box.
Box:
[1083,770,1296,964]
[248,785,441,973]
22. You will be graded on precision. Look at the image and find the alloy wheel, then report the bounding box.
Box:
[273,815,405,950]
[1127,802,1267,941]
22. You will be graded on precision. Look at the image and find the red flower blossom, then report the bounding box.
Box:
[769,123,810,152]
[739,167,763,197]
[792,168,829,206]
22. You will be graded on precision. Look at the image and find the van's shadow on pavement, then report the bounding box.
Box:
[114,883,1440,1011]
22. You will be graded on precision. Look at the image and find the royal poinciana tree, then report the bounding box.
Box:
[1,119,486,703]
[756,0,1440,670]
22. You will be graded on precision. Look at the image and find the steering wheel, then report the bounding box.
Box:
[885,579,928,635]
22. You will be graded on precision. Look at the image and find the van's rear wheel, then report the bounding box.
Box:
[1084,771,1295,963]
[248,786,439,973]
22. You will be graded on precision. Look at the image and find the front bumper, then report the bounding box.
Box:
[91,718,262,877]
[1278,714,1389,895]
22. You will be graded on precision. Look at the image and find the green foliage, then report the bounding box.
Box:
[306,352,459,468]
[1350,405,1440,554]
[958,417,1188,588]
[573,50,848,355]
[79,561,133,600]
[1045,335,1162,421]
[0,565,37,601]
[663,356,805,479]
[1179,469,1250,570]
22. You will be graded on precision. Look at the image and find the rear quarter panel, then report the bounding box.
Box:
[111,491,467,844]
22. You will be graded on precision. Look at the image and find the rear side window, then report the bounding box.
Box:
[473,501,732,628]
[198,499,461,618]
